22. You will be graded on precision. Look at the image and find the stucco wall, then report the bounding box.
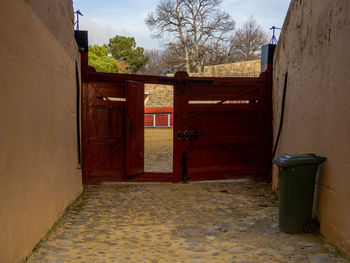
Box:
[273,0,350,255]
[0,1,82,262]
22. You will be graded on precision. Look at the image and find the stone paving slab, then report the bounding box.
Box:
[27,180,349,262]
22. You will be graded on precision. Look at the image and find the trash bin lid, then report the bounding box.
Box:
[272,154,326,168]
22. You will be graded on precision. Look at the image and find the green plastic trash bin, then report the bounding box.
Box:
[272,154,326,234]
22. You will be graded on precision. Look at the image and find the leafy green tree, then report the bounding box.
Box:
[107,36,148,73]
[88,45,119,73]
[90,45,108,57]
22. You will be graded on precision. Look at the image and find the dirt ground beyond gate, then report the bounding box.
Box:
[144,128,173,172]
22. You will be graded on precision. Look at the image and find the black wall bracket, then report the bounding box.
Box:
[74,30,88,52]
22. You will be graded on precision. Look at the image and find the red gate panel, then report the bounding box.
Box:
[82,80,126,184]
[156,114,170,127]
[144,114,155,127]
[125,81,144,176]
[173,71,272,181]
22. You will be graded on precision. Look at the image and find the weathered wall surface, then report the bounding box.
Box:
[0,1,82,262]
[273,0,350,254]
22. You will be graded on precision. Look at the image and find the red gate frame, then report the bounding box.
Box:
[80,51,272,184]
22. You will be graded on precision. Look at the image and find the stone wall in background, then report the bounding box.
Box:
[145,60,261,107]
[145,84,174,107]
[192,60,261,77]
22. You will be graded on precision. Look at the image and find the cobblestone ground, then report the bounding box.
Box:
[27,180,349,263]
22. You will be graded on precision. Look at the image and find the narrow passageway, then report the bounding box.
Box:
[28,181,348,262]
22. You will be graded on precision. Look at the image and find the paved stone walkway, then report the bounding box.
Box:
[27,180,349,262]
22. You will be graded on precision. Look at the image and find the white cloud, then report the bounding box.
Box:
[79,17,115,45]
[76,0,290,49]
[79,16,162,49]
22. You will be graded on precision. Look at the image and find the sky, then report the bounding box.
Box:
[73,0,291,50]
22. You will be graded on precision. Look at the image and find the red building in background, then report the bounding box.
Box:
[144,107,173,127]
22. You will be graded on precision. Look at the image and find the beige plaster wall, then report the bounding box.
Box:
[273,0,350,255]
[0,1,82,262]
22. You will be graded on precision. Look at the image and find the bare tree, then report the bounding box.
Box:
[142,49,166,75]
[146,0,235,73]
[142,47,186,75]
[202,39,231,66]
[229,17,268,61]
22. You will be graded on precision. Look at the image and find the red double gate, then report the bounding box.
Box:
[81,53,272,184]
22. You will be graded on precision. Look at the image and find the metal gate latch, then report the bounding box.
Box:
[177,129,204,151]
